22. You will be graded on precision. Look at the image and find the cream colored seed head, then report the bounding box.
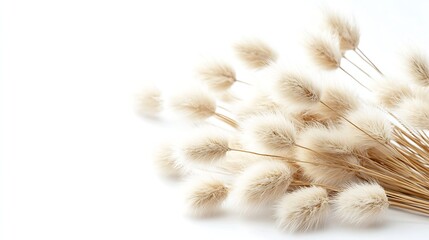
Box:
[153,142,185,178]
[333,182,388,225]
[241,113,296,155]
[136,86,162,116]
[232,161,293,209]
[180,128,230,164]
[343,107,392,147]
[406,51,429,86]
[234,39,278,69]
[169,89,216,120]
[325,10,360,51]
[396,97,429,129]
[274,70,321,106]
[275,186,329,232]
[197,61,237,91]
[307,32,342,70]
[185,177,229,217]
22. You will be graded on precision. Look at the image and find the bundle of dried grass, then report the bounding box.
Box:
[138,6,429,234]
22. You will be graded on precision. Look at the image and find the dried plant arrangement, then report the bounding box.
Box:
[136,8,429,232]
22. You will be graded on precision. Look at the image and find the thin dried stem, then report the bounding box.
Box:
[339,66,371,91]
[214,112,239,128]
[355,47,383,75]
[344,55,374,79]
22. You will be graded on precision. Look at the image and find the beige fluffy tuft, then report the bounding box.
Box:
[185,177,229,216]
[343,107,392,146]
[296,125,361,186]
[154,142,185,178]
[232,161,294,209]
[169,89,216,120]
[198,61,237,91]
[234,39,278,69]
[324,10,360,51]
[235,92,284,120]
[241,113,296,155]
[275,186,330,232]
[180,128,230,164]
[374,77,414,108]
[274,71,321,106]
[307,33,342,70]
[406,51,429,86]
[136,86,162,116]
[396,97,429,129]
[319,82,360,120]
[287,106,328,130]
[333,182,388,225]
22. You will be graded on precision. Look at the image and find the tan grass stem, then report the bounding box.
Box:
[355,47,383,75]
[344,55,374,79]
[339,66,371,91]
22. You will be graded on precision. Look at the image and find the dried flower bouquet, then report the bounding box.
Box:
[137,9,429,232]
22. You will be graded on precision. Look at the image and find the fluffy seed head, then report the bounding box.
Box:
[153,142,185,178]
[297,150,360,187]
[136,86,162,116]
[234,39,278,69]
[344,107,392,146]
[275,186,329,232]
[197,61,237,91]
[406,51,429,86]
[169,89,216,120]
[233,161,293,209]
[325,10,360,51]
[236,92,283,120]
[181,128,230,164]
[319,82,360,120]
[274,71,321,106]
[185,177,229,216]
[374,77,414,108]
[333,182,388,225]
[307,33,342,70]
[241,113,296,155]
[296,125,361,186]
[396,97,429,129]
[287,106,328,129]
[298,125,361,155]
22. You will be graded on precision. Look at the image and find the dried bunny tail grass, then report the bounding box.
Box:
[373,77,414,108]
[343,106,393,146]
[405,50,429,86]
[395,97,429,129]
[184,177,229,217]
[180,127,230,164]
[324,9,360,51]
[287,106,328,130]
[275,186,330,232]
[235,92,284,120]
[318,81,360,120]
[232,161,293,209]
[298,124,361,156]
[136,85,162,116]
[154,142,185,178]
[169,88,216,120]
[215,90,239,103]
[333,182,388,225]
[197,61,237,91]
[234,39,278,69]
[274,70,321,106]
[241,113,296,155]
[297,149,360,187]
[307,32,342,70]
[296,125,361,186]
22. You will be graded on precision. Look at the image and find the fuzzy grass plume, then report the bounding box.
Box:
[138,6,429,234]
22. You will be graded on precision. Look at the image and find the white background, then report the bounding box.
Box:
[2,0,429,239]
